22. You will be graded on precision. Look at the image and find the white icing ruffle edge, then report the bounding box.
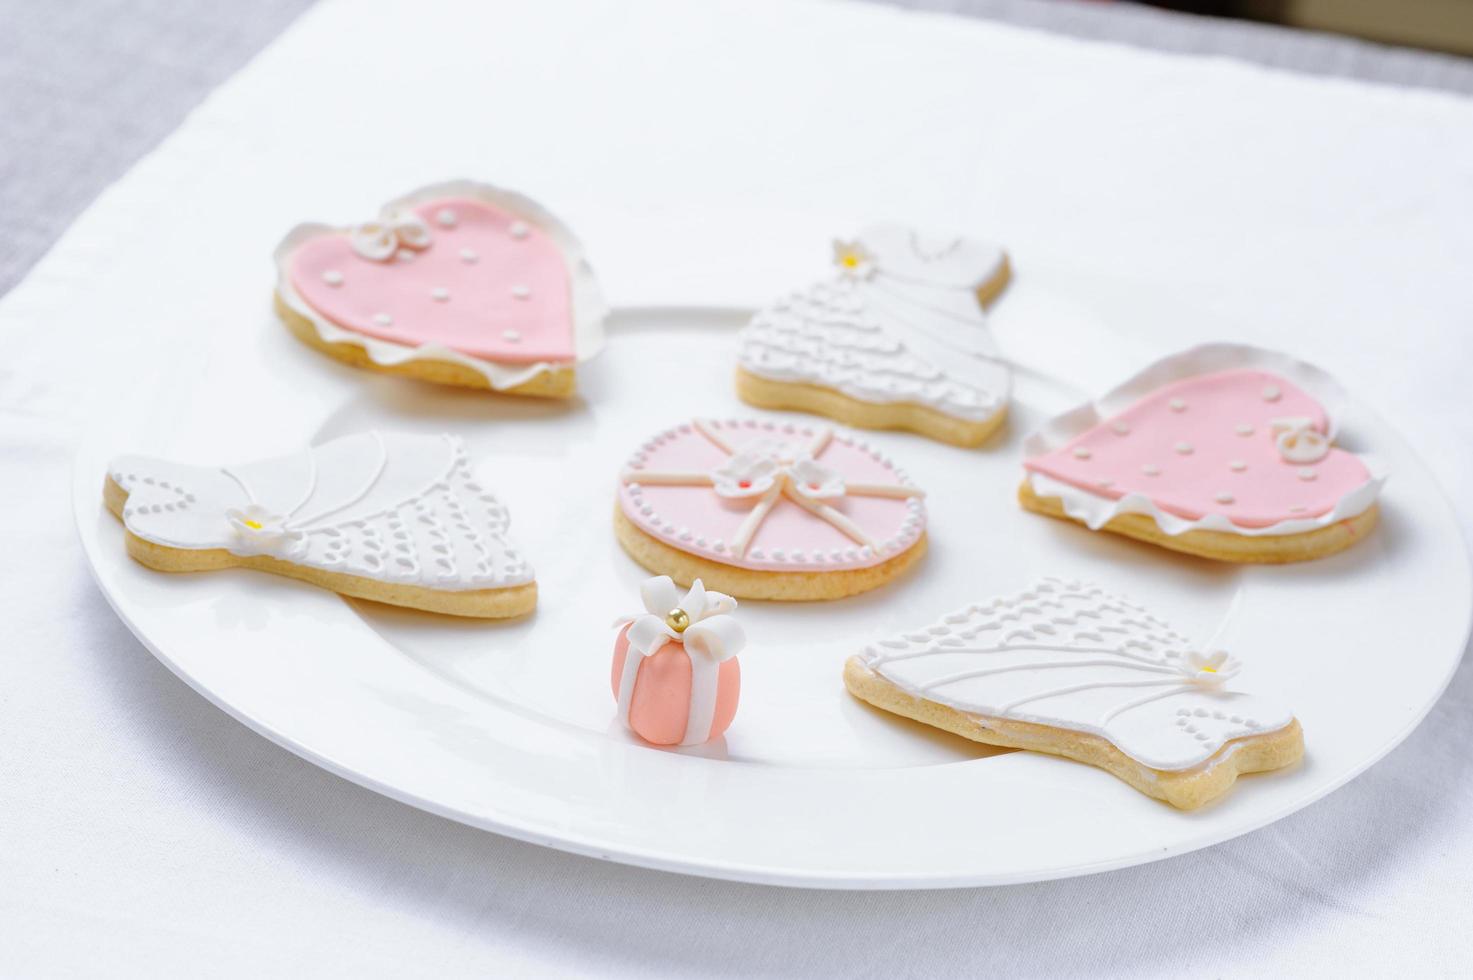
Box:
[273,179,607,391]
[1023,343,1389,538]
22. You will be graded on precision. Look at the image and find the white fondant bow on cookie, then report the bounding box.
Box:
[1271,417,1330,464]
[351,211,433,261]
[623,576,745,663]
[713,444,845,501]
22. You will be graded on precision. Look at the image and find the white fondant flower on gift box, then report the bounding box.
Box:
[832,239,877,280]
[225,505,304,555]
[712,446,846,501]
[625,576,745,663]
[1180,649,1242,687]
[350,210,433,261]
[1271,416,1330,464]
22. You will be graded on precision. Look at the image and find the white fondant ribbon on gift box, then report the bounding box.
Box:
[615,576,745,746]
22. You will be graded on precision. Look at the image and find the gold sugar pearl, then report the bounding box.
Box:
[665,608,691,633]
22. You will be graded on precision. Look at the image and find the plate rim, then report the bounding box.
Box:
[72,305,1473,890]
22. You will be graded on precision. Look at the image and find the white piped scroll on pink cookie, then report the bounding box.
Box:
[274,181,605,397]
[614,419,927,600]
[1019,344,1387,563]
[611,576,743,746]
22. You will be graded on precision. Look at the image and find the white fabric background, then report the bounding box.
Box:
[3,0,1472,974]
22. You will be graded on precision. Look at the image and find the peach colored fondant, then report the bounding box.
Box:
[612,624,740,746]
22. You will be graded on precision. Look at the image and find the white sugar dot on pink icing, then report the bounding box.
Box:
[1215,491,1235,504]
[509,221,530,239]
[321,269,344,287]
[1236,424,1254,436]
[1230,460,1247,472]
[1072,447,1092,460]
[1174,442,1194,455]
[459,248,478,263]
[372,312,393,327]
[431,287,450,302]
[511,284,531,300]
[750,549,765,559]
[1142,464,1161,476]
[1111,421,1130,435]
[436,208,458,228]
[1298,468,1318,481]
[1169,398,1186,412]
[1262,385,1282,402]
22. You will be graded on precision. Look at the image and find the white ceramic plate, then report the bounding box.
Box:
[74,301,1471,889]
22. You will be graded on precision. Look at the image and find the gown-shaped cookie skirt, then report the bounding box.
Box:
[611,623,740,746]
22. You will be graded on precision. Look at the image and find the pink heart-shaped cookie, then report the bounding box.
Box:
[1023,346,1384,539]
[275,182,604,392]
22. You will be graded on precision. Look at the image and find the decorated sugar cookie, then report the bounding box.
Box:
[614,418,926,600]
[105,432,535,618]
[1020,345,1387,563]
[736,224,1012,447]
[274,181,605,398]
[612,576,743,746]
[845,578,1303,810]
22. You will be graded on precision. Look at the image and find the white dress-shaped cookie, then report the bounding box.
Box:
[105,431,535,618]
[845,578,1302,808]
[737,224,1011,447]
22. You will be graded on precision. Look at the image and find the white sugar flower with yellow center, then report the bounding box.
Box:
[224,504,304,555]
[831,239,877,280]
[1180,649,1242,687]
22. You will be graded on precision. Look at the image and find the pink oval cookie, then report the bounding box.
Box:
[618,418,926,573]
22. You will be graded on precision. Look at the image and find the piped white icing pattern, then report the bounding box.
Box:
[858,578,1294,771]
[109,432,531,591]
[738,224,1010,422]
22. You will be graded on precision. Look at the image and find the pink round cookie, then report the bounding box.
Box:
[615,418,927,599]
[274,181,605,395]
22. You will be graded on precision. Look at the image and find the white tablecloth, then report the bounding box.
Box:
[4,0,1472,974]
